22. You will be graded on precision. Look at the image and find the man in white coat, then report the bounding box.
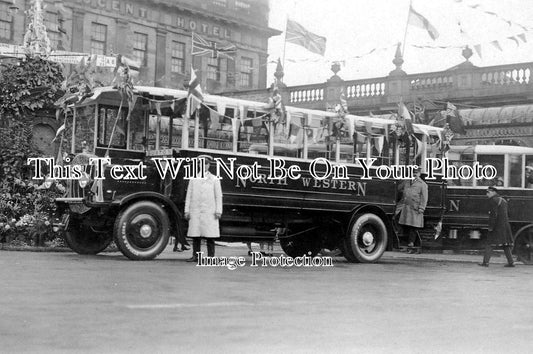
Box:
[185,155,223,262]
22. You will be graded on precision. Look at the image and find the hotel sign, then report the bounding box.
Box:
[73,0,232,38]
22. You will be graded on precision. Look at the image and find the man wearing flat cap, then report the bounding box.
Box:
[479,186,515,267]
[185,155,223,262]
[396,166,428,253]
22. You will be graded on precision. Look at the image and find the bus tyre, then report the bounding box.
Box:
[513,225,533,265]
[114,201,170,261]
[343,213,388,263]
[280,231,322,258]
[64,224,113,255]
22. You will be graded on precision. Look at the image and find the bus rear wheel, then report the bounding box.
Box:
[64,222,113,255]
[342,213,388,263]
[514,225,533,265]
[114,201,170,260]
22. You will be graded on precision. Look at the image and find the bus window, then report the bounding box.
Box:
[525,156,533,188]
[451,160,474,186]
[147,114,160,150]
[238,109,268,153]
[128,106,146,151]
[509,154,522,188]
[67,105,95,154]
[159,116,171,148]
[478,154,504,187]
[371,137,394,166]
[98,106,127,149]
[199,107,233,151]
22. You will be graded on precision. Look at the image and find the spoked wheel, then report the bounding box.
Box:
[280,229,322,257]
[342,213,388,263]
[64,221,113,255]
[114,201,170,260]
[514,226,533,265]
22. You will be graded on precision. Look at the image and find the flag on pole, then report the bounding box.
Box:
[51,123,65,143]
[408,5,440,40]
[445,102,466,134]
[191,32,236,59]
[399,102,414,135]
[286,19,327,56]
[186,65,204,117]
[445,102,457,117]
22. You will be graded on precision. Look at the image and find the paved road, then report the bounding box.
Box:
[1,246,532,353]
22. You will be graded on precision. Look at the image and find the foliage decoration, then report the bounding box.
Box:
[0,56,64,120]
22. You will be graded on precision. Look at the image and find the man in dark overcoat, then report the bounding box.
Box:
[396,166,428,252]
[480,186,515,267]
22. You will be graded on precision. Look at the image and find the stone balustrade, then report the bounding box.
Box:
[345,79,386,99]
[223,60,533,113]
[288,84,326,103]
[479,63,531,86]
[409,72,454,91]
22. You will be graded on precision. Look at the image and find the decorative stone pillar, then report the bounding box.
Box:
[258,53,268,89]
[155,27,167,87]
[454,46,475,90]
[273,58,288,103]
[386,42,410,105]
[71,10,85,53]
[114,19,130,57]
[325,62,344,110]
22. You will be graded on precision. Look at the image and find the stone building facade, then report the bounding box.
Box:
[1,0,280,93]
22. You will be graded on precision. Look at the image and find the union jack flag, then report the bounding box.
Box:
[191,32,237,59]
[286,19,326,56]
[186,65,204,117]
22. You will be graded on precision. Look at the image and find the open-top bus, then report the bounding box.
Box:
[51,86,448,261]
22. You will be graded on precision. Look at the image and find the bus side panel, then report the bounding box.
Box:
[177,151,398,214]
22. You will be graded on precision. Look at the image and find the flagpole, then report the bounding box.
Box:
[193,109,199,149]
[402,0,413,56]
[183,97,190,148]
[185,34,195,150]
[281,17,289,76]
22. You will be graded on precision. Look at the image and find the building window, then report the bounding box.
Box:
[133,32,148,66]
[240,57,253,87]
[0,3,13,40]
[207,57,218,81]
[171,41,185,74]
[213,0,227,7]
[90,23,107,55]
[44,11,60,50]
[207,58,227,82]
[235,1,250,10]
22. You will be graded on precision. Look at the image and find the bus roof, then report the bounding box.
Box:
[449,145,533,155]
[83,86,443,137]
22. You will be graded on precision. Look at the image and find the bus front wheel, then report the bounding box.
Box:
[114,201,170,260]
[342,213,388,263]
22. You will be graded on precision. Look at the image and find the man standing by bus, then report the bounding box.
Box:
[479,186,515,267]
[397,166,428,253]
[185,155,223,262]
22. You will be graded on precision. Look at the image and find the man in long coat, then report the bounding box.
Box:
[185,155,223,262]
[480,186,514,267]
[396,166,428,251]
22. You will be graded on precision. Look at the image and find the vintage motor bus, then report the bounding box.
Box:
[442,145,533,263]
[52,86,446,261]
